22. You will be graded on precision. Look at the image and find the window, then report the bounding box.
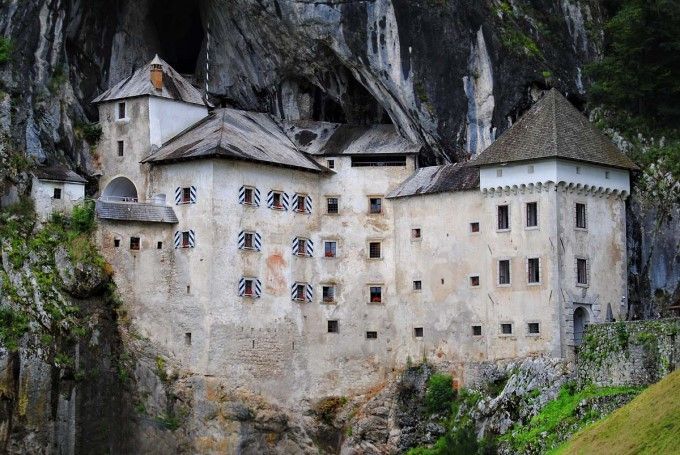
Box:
[472,325,482,336]
[411,228,421,240]
[577,258,588,285]
[272,192,283,209]
[526,202,538,228]
[414,327,424,338]
[366,331,378,339]
[369,242,381,259]
[130,237,140,250]
[182,231,191,248]
[324,241,337,258]
[184,333,192,346]
[179,187,191,203]
[499,260,511,285]
[528,258,540,284]
[501,323,513,335]
[297,238,307,256]
[295,194,307,212]
[576,203,587,229]
[496,169,503,177]
[244,233,254,249]
[497,205,509,230]
[369,197,382,214]
[352,155,406,167]
[576,166,581,175]
[157,241,163,249]
[369,286,382,303]
[117,102,126,119]
[117,140,124,157]
[528,322,540,334]
[605,171,610,179]
[327,159,335,169]
[244,187,254,204]
[470,276,480,287]
[244,279,254,296]
[294,283,305,301]
[322,285,336,303]
[328,320,339,333]
[327,197,338,214]
[53,188,62,199]
[114,239,120,248]
[470,222,480,233]
[528,165,534,174]
[413,280,422,291]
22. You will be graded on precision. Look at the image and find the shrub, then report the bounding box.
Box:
[0,306,30,351]
[313,396,348,424]
[425,373,455,414]
[70,200,95,233]
[0,38,12,64]
[77,122,102,145]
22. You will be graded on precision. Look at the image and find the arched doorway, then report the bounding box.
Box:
[573,307,590,345]
[102,177,138,202]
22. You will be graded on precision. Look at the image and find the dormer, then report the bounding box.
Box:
[472,89,638,198]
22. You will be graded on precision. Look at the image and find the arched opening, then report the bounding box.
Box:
[573,306,590,346]
[102,177,138,203]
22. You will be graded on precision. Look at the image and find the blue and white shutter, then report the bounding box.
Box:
[282,192,290,211]
[268,191,289,210]
[254,279,262,298]
[174,187,182,205]
[305,283,313,302]
[292,237,299,256]
[189,185,197,203]
[174,231,181,248]
[239,277,246,296]
[238,231,262,251]
[253,188,261,206]
[291,282,313,302]
[305,238,314,256]
[174,186,197,204]
[292,237,314,256]
[304,195,312,214]
[293,194,313,214]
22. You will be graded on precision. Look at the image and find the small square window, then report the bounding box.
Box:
[369,286,382,303]
[499,260,511,285]
[114,239,120,248]
[157,241,163,249]
[184,332,192,346]
[327,159,335,169]
[322,285,336,303]
[470,222,480,233]
[576,166,581,175]
[413,280,422,291]
[501,323,513,335]
[182,232,191,248]
[328,320,339,333]
[244,187,253,204]
[470,276,480,287]
[369,197,382,214]
[414,327,424,338]
[605,171,610,179]
[130,237,140,250]
[526,202,538,228]
[366,331,378,339]
[528,165,534,174]
[496,169,503,177]
[472,325,482,336]
[117,102,126,119]
[53,188,62,199]
[497,205,509,230]
[294,284,305,301]
[244,279,253,296]
[528,322,540,334]
[324,241,337,258]
[296,194,306,212]
[369,242,381,259]
[528,258,540,284]
[117,140,124,157]
[327,197,339,214]
[411,228,421,239]
[576,203,587,229]
[181,187,191,203]
[244,233,254,249]
[577,258,588,285]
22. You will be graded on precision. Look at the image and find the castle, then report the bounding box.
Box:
[89,56,637,402]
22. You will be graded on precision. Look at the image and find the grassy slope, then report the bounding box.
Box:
[553,369,680,455]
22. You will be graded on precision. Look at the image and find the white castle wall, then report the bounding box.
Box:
[31,177,85,221]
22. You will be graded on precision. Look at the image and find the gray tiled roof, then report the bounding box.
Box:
[32,165,87,184]
[92,55,205,106]
[142,108,325,172]
[387,163,479,199]
[283,121,422,156]
[96,200,178,224]
[471,89,639,170]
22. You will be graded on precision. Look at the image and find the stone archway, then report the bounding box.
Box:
[573,306,590,345]
[102,177,138,202]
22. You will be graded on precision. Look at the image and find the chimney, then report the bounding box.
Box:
[150,54,163,90]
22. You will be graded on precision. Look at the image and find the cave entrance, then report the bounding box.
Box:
[150,0,204,74]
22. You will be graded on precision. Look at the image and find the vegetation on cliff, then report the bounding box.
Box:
[554,369,680,455]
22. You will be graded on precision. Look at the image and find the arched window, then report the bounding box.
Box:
[102,177,138,203]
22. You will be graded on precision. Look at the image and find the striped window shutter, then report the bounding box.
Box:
[292,193,299,210]
[238,231,262,251]
[238,230,245,249]
[238,277,246,296]
[290,283,298,300]
[239,186,246,204]
[254,188,261,206]
[174,187,182,205]
[305,283,313,302]
[266,190,273,208]
[254,232,262,251]
[281,192,289,211]
[305,238,314,256]
[292,237,299,256]
[190,185,197,203]
[174,231,181,248]
[255,279,262,298]
[189,229,196,247]
[304,195,312,214]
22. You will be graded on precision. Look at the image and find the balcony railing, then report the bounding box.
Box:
[99,195,139,203]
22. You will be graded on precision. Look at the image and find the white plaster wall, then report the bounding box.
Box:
[480,159,630,195]
[30,177,85,221]
[148,97,208,147]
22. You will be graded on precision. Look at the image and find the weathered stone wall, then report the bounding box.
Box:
[577,319,680,387]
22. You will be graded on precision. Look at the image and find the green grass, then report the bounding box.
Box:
[553,369,680,455]
[501,383,641,453]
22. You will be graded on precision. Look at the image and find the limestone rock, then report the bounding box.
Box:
[54,245,107,298]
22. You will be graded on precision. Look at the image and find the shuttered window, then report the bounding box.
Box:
[239,277,262,298]
[292,237,313,257]
[175,186,196,204]
[174,230,196,248]
[291,282,312,302]
[239,186,260,206]
[293,193,312,214]
[238,231,262,251]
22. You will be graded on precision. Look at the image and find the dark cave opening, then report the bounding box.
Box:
[150,0,204,74]
[310,80,392,125]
